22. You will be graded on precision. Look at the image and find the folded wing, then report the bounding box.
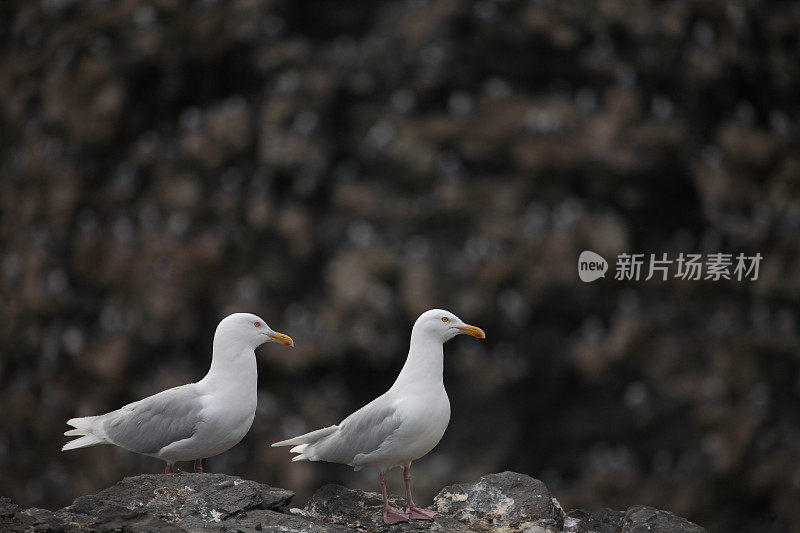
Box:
[64,385,203,455]
[273,396,402,468]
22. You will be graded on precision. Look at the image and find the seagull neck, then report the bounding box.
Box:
[200,338,257,387]
[393,334,444,388]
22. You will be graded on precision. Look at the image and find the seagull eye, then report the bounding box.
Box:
[254,321,261,327]
[441,317,449,322]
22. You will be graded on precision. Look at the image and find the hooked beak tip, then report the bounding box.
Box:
[456,324,486,339]
[268,332,294,347]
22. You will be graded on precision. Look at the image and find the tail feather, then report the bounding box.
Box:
[66,415,100,430]
[271,425,338,448]
[63,415,107,451]
[62,434,105,451]
[273,425,339,463]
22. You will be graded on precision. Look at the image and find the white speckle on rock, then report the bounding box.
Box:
[125,500,144,510]
[523,525,547,533]
[563,516,582,531]
[450,492,469,502]
[289,507,305,515]
[209,509,224,522]
[551,497,564,515]
[494,495,515,516]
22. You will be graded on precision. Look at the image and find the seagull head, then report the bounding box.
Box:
[217,312,294,349]
[412,309,486,343]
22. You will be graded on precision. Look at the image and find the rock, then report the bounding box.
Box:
[304,483,471,532]
[563,508,625,533]
[620,506,707,533]
[64,472,293,519]
[232,509,352,533]
[0,497,19,518]
[562,505,706,533]
[0,472,706,532]
[434,471,564,531]
[2,473,294,532]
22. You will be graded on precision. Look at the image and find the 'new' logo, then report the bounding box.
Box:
[578,251,608,282]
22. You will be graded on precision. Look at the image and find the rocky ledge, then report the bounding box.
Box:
[1,471,706,532]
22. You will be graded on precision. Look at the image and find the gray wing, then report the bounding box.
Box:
[102,385,202,454]
[310,395,402,465]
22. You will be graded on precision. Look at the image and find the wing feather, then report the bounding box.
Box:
[102,385,202,454]
[306,395,402,466]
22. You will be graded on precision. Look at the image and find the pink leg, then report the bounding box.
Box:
[403,465,437,520]
[194,458,203,473]
[380,471,409,524]
[164,462,175,474]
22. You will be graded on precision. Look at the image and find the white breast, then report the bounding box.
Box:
[381,387,451,470]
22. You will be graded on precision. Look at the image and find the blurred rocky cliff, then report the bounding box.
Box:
[1,1,799,532]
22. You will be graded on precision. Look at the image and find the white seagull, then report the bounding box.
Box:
[63,313,294,473]
[272,309,485,524]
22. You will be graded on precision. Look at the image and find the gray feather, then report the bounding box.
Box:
[306,398,402,465]
[102,385,202,454]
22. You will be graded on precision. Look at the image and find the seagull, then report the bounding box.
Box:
[272,309,485,524]
[63,312,294,474]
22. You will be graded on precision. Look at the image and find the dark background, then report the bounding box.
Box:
[1,1,799,531]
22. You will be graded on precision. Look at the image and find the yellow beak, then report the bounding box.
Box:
[456,324,486,339]
[268,331,294,347]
